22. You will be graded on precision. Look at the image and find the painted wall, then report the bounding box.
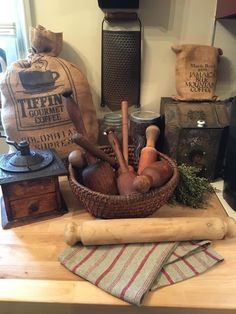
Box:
[29,0,217,116]
[2,0,236,153]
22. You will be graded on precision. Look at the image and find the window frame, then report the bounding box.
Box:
[0,0,32,62]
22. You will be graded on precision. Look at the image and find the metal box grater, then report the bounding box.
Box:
[101,13,141,109]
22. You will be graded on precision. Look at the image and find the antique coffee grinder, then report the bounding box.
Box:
[0,135,68,229]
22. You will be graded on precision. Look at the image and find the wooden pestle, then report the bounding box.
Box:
[62,89,118,195]
[133,159,174,193]
[137,125,160,175]
[121,100,129,166]
[121,100,134,173]
[64,216,236,246]
[106,128,137,195]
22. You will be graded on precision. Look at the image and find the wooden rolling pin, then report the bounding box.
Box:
[64,216,236,246]
[137,125,160,175]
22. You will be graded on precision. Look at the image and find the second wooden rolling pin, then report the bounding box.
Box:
[64,216,236,246]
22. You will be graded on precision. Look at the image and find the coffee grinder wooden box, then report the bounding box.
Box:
[160,97,230,181]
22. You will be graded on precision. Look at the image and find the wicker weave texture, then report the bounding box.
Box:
[68,147,179,218]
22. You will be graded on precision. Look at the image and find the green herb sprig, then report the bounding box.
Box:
[170,164,214,208]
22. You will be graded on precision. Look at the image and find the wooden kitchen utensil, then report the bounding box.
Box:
[68,149,86,168]
[62,89,89,138]
[72,133,117,169]
[121,100,129,165]
[137,124,160,175]
[68,149,178,218]
[62,90,118,195]
[64,216,236,246]
[133,159,174,193]
[121,100,134,173]
[106,128,137,195]
[81,160,118,195]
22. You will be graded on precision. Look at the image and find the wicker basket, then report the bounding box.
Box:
[68,146,179,218]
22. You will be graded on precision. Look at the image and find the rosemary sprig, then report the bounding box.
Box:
[170,164,214,208]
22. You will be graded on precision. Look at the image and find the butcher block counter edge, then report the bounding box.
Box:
[0,178,236,310]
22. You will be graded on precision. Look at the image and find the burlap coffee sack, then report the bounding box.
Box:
[0,26,98,159]
[172,44,223,101]
[30,25,63,57]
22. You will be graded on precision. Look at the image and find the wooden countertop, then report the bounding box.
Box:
[0,178,236,312]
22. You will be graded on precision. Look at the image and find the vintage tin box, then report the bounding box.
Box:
[160,97,230,181]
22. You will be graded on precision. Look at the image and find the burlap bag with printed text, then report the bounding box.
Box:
[0,26,98,159]
[172,44,223,101]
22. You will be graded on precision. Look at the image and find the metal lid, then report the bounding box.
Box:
[0,137,54,173]
[104,113,122,121]
[130,110,160,122]
[103,113,122,127]
[0,150,54,173]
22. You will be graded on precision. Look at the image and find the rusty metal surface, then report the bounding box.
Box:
[0,149,67,185]
[160,97,231,180]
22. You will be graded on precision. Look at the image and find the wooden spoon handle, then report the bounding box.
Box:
[106,128,128,173]
[62,89,87,136]
[146,125,160,148]
[72,133,117,168]
[62,89,96,164]
[121,100,129,165]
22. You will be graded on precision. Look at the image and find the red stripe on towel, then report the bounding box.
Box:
[62,247,84,264]
[182,258,199,275]
[205,249,222,262]
[134,243,174,303]
[84,249,111,278]
[107,246,141,293]
[173,252,199,275]
[192,252,210,269]
[120,244,158,300]
[95,245,127,286]
[161,268,174,284]
[72,247,97,273]
[172,262,187,280]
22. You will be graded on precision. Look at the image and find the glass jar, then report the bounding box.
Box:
[98,113,122,146]
[129,110,163,160]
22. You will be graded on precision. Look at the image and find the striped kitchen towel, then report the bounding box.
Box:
[58,241,223,305]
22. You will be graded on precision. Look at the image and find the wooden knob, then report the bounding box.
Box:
[146,125,160,148]
[133,175,152,193]
[64,222,81,246]
[68,149,86,168]
[225,217,236,238]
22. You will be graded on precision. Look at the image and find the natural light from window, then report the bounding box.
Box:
[0,0,29,71]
